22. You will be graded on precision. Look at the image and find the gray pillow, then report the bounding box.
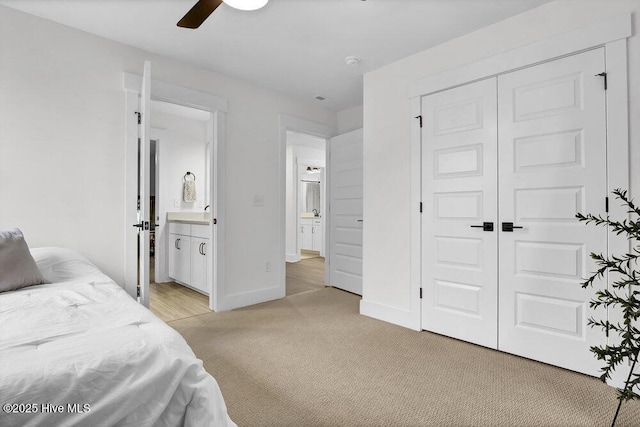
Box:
[0,228,48,292]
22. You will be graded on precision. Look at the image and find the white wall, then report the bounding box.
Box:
[285,131,326,261]
[362,0,640,325]
[0,5,336,299]
[152,110,208,213]
[337,105,363,134]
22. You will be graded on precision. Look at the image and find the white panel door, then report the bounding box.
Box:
[328,128,363,295]
[138,61,151,307]
[421,78,498,348]
[497,49,607,375]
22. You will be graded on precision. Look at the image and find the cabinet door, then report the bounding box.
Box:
[301,224,313,250]
[169,233,191,284]
[311,225,321,251]
[190,237,209,295]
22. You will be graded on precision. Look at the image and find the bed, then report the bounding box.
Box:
[0,245,236,427]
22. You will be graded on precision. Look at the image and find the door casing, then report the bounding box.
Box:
[123,72,228,311]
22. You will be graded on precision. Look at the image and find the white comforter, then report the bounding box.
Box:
[0,248,236,427]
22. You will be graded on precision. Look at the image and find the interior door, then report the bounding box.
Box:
[421,78,498,348]
[328,128,363,295]
[497,48,607,375]
[137,61,151,307]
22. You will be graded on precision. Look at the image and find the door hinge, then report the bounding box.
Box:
[419,202,423,213]
[135,111,141,125]
[596,72,608,90]
[419,288,423,299]
[605,196,609,213]
[414,115,423,128]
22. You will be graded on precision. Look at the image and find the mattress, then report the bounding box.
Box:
[0,247,236,427]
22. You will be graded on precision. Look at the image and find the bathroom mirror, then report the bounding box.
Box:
[301,181,321,215]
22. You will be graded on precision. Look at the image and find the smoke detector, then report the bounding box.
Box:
[345,56,361,66]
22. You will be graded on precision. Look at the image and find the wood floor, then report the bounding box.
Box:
[150,282,209,323]
[150,255,326,322]
[286,256,325,296]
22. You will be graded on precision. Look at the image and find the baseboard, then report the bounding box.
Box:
[216,285,285,311]
[360,299,420,331]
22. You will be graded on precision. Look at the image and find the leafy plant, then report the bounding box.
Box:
[576,188,640,426]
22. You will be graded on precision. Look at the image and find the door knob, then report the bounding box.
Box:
[470,222,494,231]
[502,222,523,232]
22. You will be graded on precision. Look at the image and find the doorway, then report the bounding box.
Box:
[285,130,327,296]
[147,100,213,320]
[123,67,228,311]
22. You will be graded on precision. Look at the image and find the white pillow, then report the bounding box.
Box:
[0,228,48,292]
[30,247,106,283]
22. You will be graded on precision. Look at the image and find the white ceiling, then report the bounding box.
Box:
[0,0,550,111]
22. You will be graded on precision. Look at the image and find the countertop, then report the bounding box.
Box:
[167,212,211,225]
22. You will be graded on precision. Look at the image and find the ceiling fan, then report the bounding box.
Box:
[178,0,269,29]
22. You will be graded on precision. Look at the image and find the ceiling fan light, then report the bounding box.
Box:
[223,0,268,11]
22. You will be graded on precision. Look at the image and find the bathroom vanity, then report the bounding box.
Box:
[167,212,211,295]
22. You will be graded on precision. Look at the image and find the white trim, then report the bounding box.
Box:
[123,73,227,113]
[211,111,226,311]
[603,38,631,390]
[409,13,631,98]
[216,287,283,312]
[123,72,228,312]
[360,300,415,330]
[406,16,631,348]
[278,114,337,298]
[409,96,422,331]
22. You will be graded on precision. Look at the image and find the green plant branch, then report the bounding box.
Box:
[577,188,640,426]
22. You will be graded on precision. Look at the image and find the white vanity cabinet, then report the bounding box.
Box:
[168,222,210,295]
[300,217,322,252]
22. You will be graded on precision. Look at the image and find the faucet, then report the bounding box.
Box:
[312,208,319,217]
[204,205,210,211]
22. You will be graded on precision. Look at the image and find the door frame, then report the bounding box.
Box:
[409,13,631,333]
[278,114,336,297]
[123,72,228,311]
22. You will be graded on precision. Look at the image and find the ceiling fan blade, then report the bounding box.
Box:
[177,0,223,29]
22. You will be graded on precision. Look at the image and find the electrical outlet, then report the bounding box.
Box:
[264,261,271,272]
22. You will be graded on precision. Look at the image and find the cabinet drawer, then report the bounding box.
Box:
[191,224,210,239]
[169,222,191,236]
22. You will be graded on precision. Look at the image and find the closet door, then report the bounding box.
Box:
[497,48,608,375]
[421,78,498,349]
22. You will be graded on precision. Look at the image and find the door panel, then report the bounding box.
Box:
[138,61,151,308]
[421,78,498,348]
[328,129,363,295]
[497,48,607,375]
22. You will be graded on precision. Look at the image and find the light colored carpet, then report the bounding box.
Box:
[169,288,640,426]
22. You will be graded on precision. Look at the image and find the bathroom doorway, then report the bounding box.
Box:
[285,130,327,296]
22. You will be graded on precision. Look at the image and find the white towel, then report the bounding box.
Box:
[183,181,197,203]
